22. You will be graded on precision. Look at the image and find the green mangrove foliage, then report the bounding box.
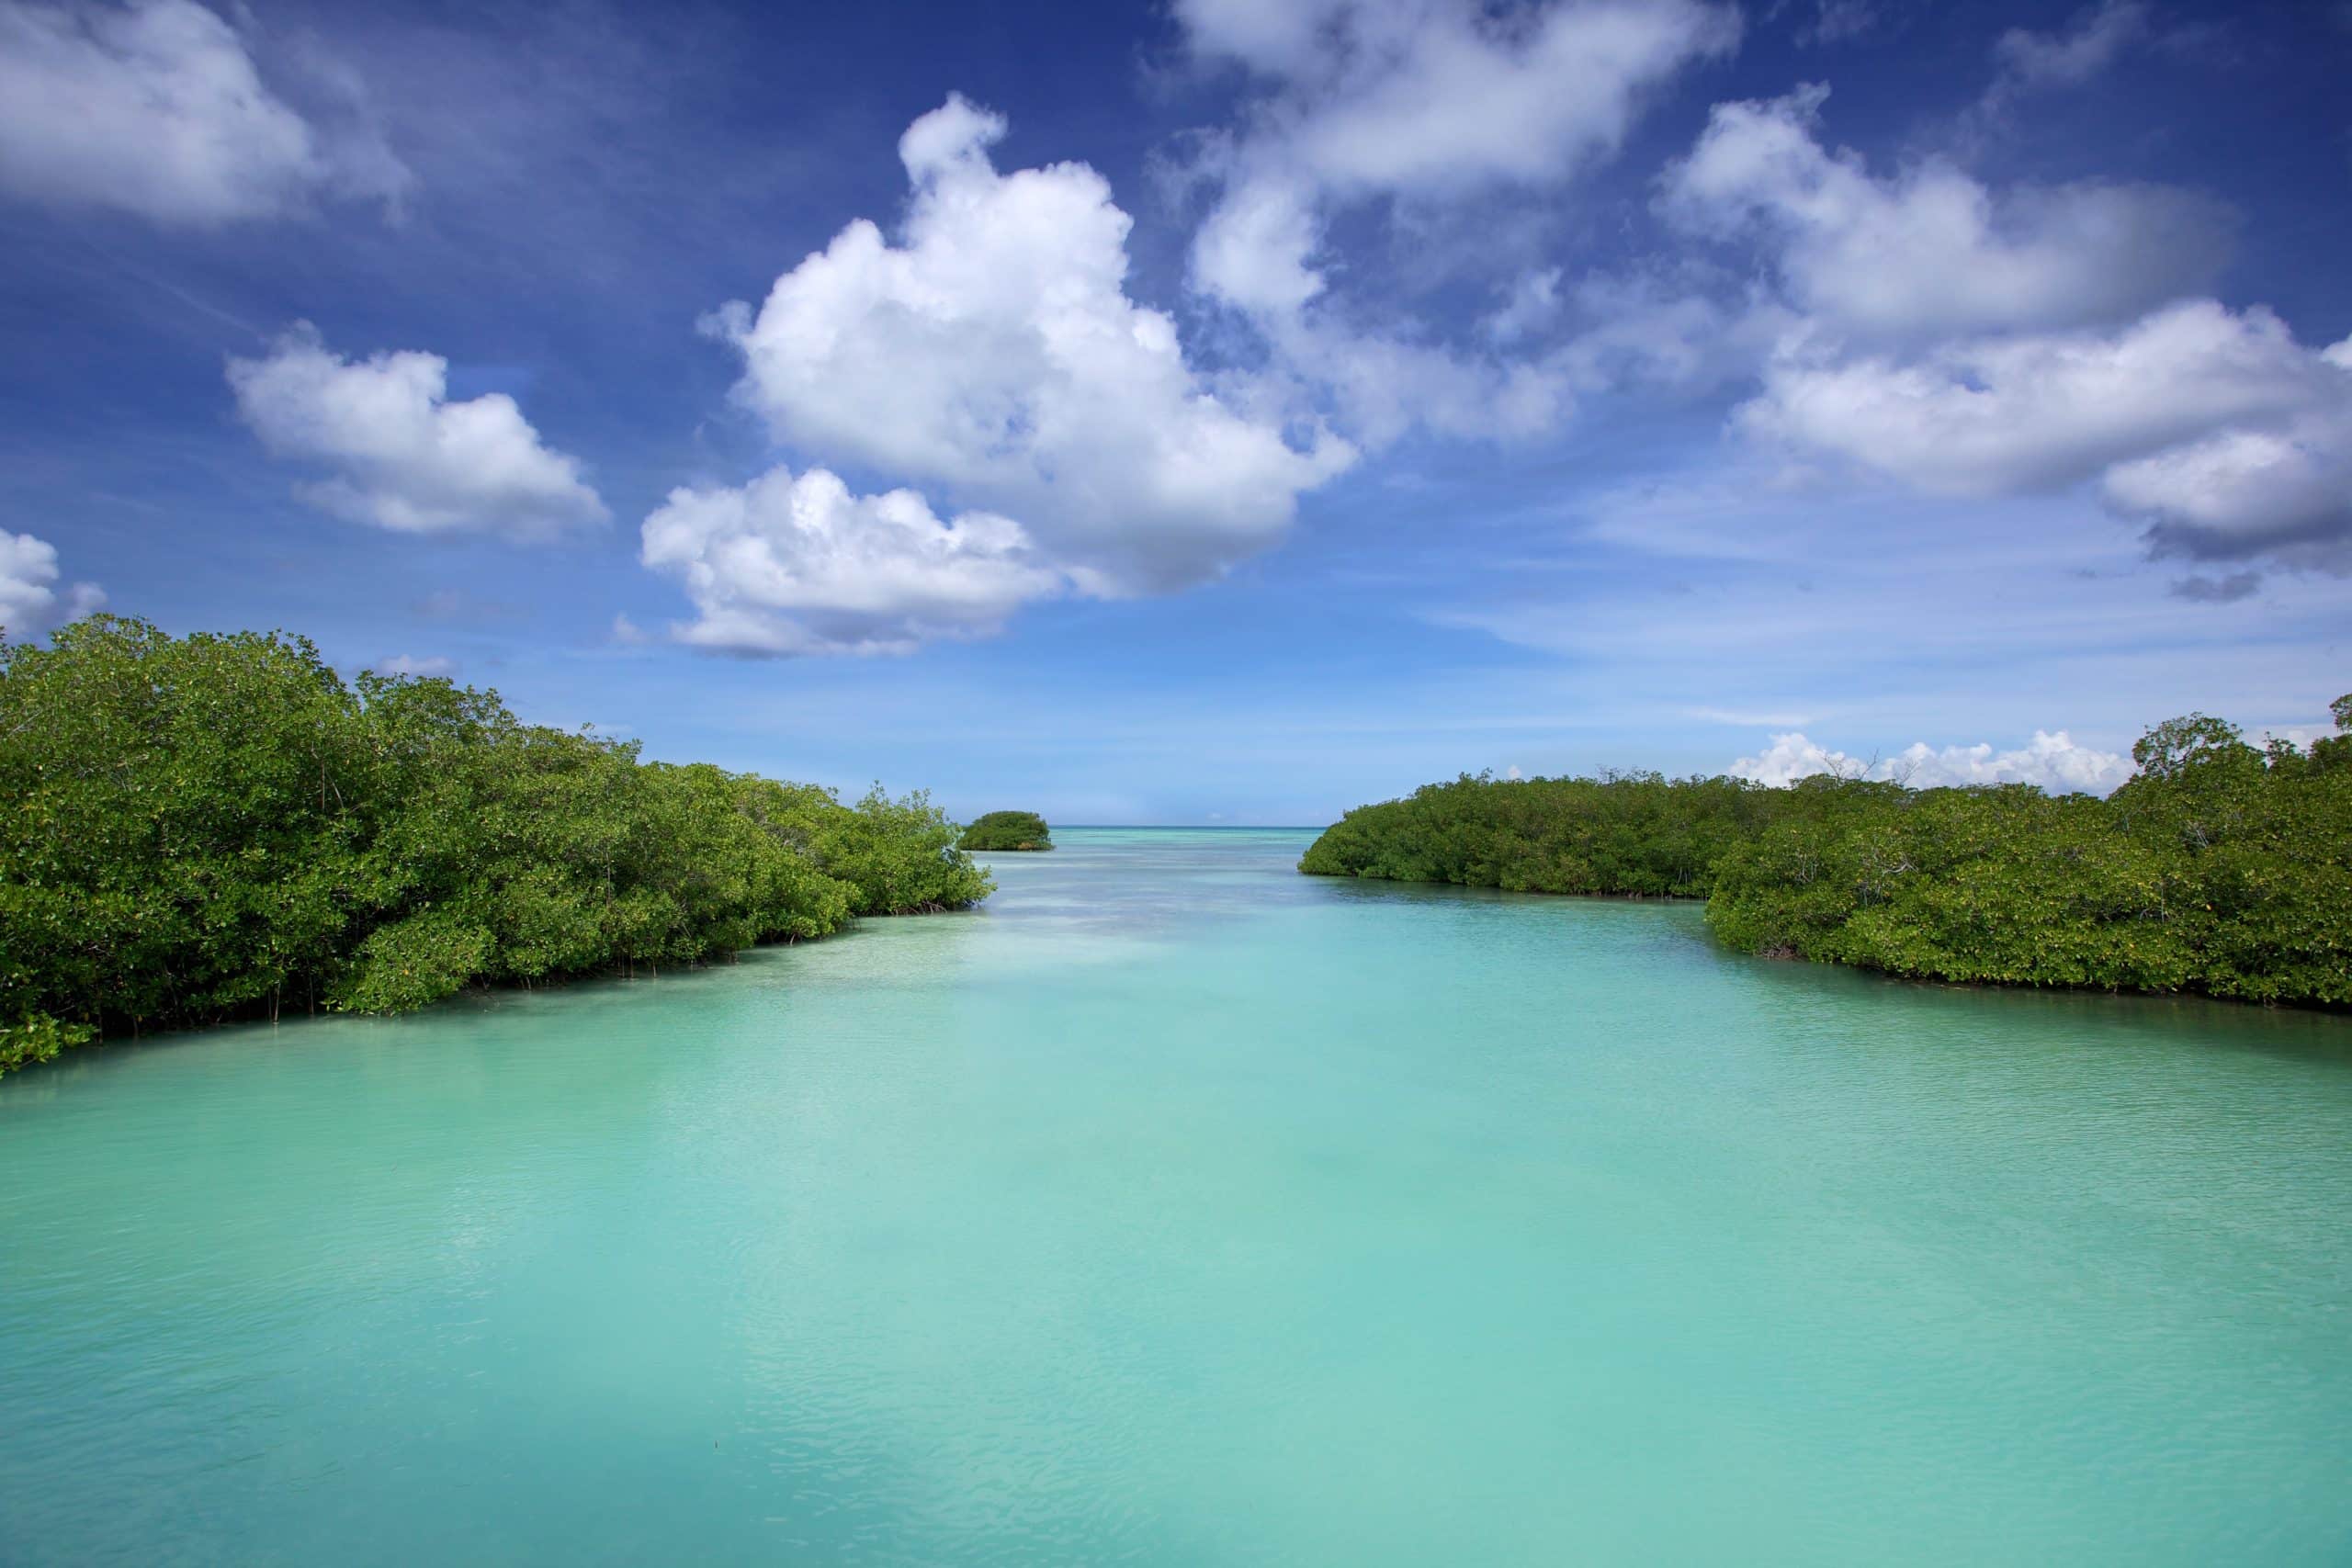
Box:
[1299,770,1783,897]
[958,810,1054,852]
[0,616,991,1066]
[1302,700,2352,1005]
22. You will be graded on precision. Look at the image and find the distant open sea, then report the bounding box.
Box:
[5,827,2347,1563]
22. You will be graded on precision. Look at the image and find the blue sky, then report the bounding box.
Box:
[1,0,2346,823]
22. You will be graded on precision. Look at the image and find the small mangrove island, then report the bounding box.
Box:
[1302,699,2352,1007]
[0,616,994,1074]
[959,810,1054,851]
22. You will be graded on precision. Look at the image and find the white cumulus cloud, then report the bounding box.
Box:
[706,95,1349,593]
[640,463,1072,657]
[2101,343,2352,574]
[1731,729,2132,793]
[1642,81,2352,585]
[1737,299,2334,496]
[0,0,409,225]
[1734,301,2352,577]
[1190,172,1329,319]
[1662,85,2230,344]
[228,323,605,537]
[0,530,103,637]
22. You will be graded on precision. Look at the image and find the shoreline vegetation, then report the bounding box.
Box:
[1301,700,2352,1009]
[958,810,1054,852]
[0,617,992,1075]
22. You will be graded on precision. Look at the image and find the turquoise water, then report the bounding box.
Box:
[5,827,2350,1564]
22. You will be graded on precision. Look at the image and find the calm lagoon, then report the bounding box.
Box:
[4,828,2348,1563]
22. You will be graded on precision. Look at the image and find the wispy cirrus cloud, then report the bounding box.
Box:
[0,0,409,225]
[1175,0,1739,446]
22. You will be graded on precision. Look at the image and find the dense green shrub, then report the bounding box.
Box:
[823,786,998,910]
[958,810,1053,852]
[1703,784,2203,991]
[1305,701,2352,1007]
[1708,708,2351,1002]
[1299,770,1788,897]
[0,616,992,1069]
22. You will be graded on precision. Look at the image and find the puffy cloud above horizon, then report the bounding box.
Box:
[662,43,2343,665]
[228,324,606,537]
[1736,303,2352,577]
[1731,728,2133,793]
[2103,334,2352,575]
[706,95,1351,596]
[641,464,1072,657]
[1662,85,2231,344]
[0,0,409,225]
[1739,301,2335,495]
[0,530,104,638]
[1178,0,1737,446]
[1632,79,2352,588]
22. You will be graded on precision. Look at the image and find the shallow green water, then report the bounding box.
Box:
[5,828,2349,1564]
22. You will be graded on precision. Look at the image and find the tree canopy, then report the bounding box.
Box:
[958,810,1054,852]
[0,616,992,1071]
[1302,701,2352,1007]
